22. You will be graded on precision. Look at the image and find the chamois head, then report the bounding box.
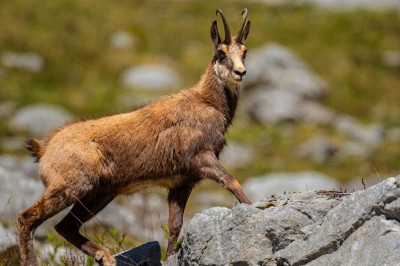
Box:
[210,9,251,88]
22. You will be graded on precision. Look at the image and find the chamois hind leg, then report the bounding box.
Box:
[196,151,252,204]
[54,192,116,266]
[166,185,193,257]
[18,184,92,266]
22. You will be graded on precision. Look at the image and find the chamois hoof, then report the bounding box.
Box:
[95,250,116,266]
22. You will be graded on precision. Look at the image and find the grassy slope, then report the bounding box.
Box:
[1,1,399,181]
[1,0,400,263]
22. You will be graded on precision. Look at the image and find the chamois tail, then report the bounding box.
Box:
[24,139,45,162]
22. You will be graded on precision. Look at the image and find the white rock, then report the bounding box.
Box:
[10,104,72,137]
[0,223,18,253]
[334,115,384,146]
[298,0,400,10]
[110,31,135,49]
[382,50,400,68]
[248,88,334,124]
[243,171,339,201]
[1,51,44,72]
[244,43,327,99]
[0,166,44,221]
[296,136,339,162]
[121,64,181,91]
[0,155,39,178]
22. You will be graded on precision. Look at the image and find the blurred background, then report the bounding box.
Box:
[0,0,399,264]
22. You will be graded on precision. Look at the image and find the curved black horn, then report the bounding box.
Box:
[216,9,231,44]
[236,8,248,42]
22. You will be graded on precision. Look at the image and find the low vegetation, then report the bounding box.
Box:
[0,1,399,264]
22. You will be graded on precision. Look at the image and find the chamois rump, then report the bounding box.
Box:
[18,9,252,266]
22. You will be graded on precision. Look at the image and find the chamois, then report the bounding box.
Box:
[18,9,251,266]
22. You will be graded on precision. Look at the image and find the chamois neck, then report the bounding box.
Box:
[196,60,240,126]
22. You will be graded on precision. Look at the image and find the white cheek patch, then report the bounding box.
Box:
[214,61,229,81]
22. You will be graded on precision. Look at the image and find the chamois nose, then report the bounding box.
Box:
[234,70,246,78]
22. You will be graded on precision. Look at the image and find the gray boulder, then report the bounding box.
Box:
[244,44,331,125]
[244,43,327,99]
[165,177,400,266]
[247,89,334,124]
[10,104,72,137]
[296,136,374,162]
[333,115,384,146]
[0,155,39,178]
[121,64,181,91]
[0,166,44,221]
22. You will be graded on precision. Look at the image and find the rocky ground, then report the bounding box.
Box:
[165,176,400,266]
[0,1,399,265]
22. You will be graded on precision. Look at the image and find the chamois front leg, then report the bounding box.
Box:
[166,185,193,257]
[195,152,252,204]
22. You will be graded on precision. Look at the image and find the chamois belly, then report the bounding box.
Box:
[116,176,181,194]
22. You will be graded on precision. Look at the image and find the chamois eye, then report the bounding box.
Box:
[243,50,248,60]
[217,50,226,61]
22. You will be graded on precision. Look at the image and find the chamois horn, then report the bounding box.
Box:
[236,8,248,43]
[216,9,231,44]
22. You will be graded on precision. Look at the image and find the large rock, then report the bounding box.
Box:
[247,89,334,124]
[165,177,400,266]
[0,166,44,221]
[244,43,327,99]
[10,104,72,137]
[121,64,181,91]
[244,44,330,124]
[0,155,39,178]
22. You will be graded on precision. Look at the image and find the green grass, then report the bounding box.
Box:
[1,1,400,263]
[0,1,399,183]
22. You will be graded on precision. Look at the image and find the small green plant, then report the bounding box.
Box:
[162,224,184,252]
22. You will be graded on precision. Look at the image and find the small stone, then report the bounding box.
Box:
[382,50,400,68]
[334,115,384,146]
[10,104,72,137]
[1,51,44,72]
[296,136,339,162]
[121,64,181,91]
[110,31,136,49]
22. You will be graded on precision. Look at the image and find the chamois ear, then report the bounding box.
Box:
[242,20,251,44]
[210,20,221,48]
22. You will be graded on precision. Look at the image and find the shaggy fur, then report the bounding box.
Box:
[18,9,251,266]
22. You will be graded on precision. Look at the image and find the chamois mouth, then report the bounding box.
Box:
[232,74,246,82]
